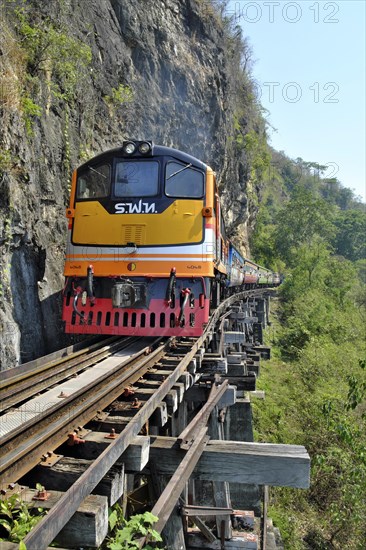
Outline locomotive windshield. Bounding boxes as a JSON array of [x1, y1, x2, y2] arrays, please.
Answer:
[[165, 162, 204, 198], [114, 160, 159, 197], [76, 164, 110, 199]]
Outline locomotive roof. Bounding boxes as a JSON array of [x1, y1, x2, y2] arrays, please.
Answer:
[[77, 143, 208, 172]]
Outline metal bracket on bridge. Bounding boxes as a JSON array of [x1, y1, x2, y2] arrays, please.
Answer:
[[180, 504, 233, 517], [40, 452, 63, 468]]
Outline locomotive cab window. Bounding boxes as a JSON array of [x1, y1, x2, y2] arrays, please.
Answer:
[[114, 160, 159, 197], [165, 162, 204, 198], [76, 164, 110, 199]]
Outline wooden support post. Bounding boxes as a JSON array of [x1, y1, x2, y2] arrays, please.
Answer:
[[151, 470, 187, 550], [195, 347, 206, 368], [223, 396, 259, 511], [171, 398, 188, 436], [209, 408, 232, 540], [224, 397, 253, 442], [261, 486, 269, 550]]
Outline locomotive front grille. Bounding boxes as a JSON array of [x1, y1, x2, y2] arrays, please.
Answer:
[[122, 224, 146, 245]]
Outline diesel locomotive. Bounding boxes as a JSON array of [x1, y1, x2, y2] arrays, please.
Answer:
[[62, 141, 277, 337]]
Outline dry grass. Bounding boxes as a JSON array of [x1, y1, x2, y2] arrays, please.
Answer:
[[0, 12, 26, 112]]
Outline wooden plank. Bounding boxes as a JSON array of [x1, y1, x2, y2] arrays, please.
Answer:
[[190, 515, 217, 543], [225, 375, 256, 391], [68, 433, 150, 472], [14, 487, 108, 548], [150, 402, 168, 427], [138, 378, 186, 404], [201, 357, 228, 375], [227, 363, 248, 376], [187, 358, 197, 373], [182, 505, 233, 517], [224, 332, 246, 345], [145, 369, 176, 381], [165, 389, 179, 413], [173, 382, 186, 402], [250, 391, 265, 399], [184, 385, 236, 407], [21, 457, 124, 505], [178, 371, 193, 389], [89, 414, 129, 432], [149, 438, 310, 488], [252, 346, 271, 359], [132, 387, 178, 412], [227, 354, 245, 364]]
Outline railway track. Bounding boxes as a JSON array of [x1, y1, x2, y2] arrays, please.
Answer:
[[0, 335, 169, 484], [0, 288, 303, 550], [1, 336, 137, 411]]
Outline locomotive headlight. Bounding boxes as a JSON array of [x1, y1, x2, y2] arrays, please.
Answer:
[[138, 141, 151, 154], [123, 141, 136, 155]]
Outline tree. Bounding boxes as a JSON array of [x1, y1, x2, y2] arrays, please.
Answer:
[[333, 209, 366, 262], [274, 187, 336, 265]]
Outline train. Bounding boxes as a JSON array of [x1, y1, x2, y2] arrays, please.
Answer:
[[62, 141, 279, 337]]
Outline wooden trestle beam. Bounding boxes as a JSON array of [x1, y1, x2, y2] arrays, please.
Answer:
[[149, 438, 310, 489]]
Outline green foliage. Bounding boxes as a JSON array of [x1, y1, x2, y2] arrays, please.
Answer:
[[244, 129, 271, 181], [250, 151, 364, 268], [254, 297, 365, 547], [20, 95, 42, 136], [0, 149, 12, 176], [274, 187, 336, 266], [107, 505, 164, 550], [333, 209, 366, 261], [250, 206, 277, 266], [104, 84, 134, 107], [13, 5, 92, 103], [251, 149, 365, 546], [0, 492, 46, 544]]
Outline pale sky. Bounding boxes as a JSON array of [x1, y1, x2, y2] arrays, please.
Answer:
[[227, 0, 366, 201]]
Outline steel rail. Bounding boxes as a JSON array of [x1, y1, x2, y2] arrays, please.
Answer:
[[0, 336, 138, 412], [178, 379, 229, 449], [21, 288, 271, 550], [0, 336, 117, 387], [0, 337, 167, 485], [151, 426, 210, 535]]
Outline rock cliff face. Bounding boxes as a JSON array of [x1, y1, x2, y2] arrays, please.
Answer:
[[0, 0, 266, 368]]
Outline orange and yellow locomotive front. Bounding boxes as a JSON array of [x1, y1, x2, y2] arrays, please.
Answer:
[[63, 142, 225, 336]]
